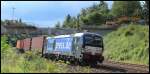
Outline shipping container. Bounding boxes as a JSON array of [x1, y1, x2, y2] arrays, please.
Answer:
[[16, 40, 24, 49], [16, 40, 21, 49], [31, 36, 45, 53], [23, 38, 31, 51]]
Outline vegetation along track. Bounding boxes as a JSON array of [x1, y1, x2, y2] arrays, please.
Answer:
[[66, 60, 149, 73]]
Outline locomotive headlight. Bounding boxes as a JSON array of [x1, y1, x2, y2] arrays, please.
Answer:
[[94, 47, 102, 54], [85, 46, 103, 55]]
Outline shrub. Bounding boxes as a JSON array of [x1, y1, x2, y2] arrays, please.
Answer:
[[104, 24, 149, 65]]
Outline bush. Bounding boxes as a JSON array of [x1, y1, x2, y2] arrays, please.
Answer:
[[103, 24, 149, 65]]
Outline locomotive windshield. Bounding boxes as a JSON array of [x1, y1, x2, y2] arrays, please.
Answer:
[[84, 34, 103, 47]]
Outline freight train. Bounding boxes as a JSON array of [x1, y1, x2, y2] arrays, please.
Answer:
[[16, 32, 104, 66]]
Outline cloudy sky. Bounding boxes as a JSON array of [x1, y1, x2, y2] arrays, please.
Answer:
[[1, 1, 113, 28]]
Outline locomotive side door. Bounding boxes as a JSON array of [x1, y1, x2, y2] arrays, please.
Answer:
[[73, 37, 83, 60], [44, 37, 55, 54]]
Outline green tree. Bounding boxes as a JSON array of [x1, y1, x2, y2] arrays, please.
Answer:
[[62, 14, 72, 28], [70, 16, 76, 28], [62, 14, 79, 28], [81, 8, 87, 17], [79, 1, 109, 26], [19, 18, 22, 23], [55, 21, 61, 28], [81, 11, 104, 25], [111, 1, 142, 17], [98, 1, 109, 16], [1, 20, 4, 25], [76, 14, 80, 29], [87, 3, 98, 13], [142, 1, 149, 24], [98, 1, 110, 22]]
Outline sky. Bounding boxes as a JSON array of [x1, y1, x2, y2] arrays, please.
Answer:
[[1, 1, 113, 28]]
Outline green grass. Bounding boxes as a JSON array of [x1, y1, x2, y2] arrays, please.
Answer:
[[103, 24, 149, 65]]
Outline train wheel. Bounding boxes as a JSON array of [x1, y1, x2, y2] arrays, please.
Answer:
[[78, 59, 88, 66], [90, 61, 97, 67], [69, 58, 74, 65], [99, 56, 104, 63], [73, 59, 79, 66]]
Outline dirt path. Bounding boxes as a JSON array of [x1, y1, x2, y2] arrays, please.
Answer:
[[66, 60, 149, 73]]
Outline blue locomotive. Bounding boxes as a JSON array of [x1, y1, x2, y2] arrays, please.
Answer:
[[43, 32, 104, 65]]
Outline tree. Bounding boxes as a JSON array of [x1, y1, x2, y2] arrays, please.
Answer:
[[145, 1, 149, 24], [62, 14, 75, 28], [1, 20, 4, 25], [55, 21, 61, 28], [81, 11, 105, 25], [62, 14, 71, 28], [76, 14, 80, 29], [88, 3, 98, 13], [111, 1, 142, 17], [98, 1, 110, 22], [19, 18, 22, 23], [2, 19, 36, 27], [98, 1, 109, 15], [142, 1, 149, 24], [79, 1, 109, 26], [80, 8, 87, 17], [66, 14, 71, 23]]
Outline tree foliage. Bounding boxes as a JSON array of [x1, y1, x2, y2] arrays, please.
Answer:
[[111, 1, 142, 17], [55, 21, 61, 28], [80, 11, 105, 25], [1, 19, 35, 27], [60, 1, 147, 28], [141, 1, 149, 24], [62, 1, 110, 28]]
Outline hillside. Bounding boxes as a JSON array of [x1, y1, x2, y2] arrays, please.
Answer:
[[103, 24, 149, 65]]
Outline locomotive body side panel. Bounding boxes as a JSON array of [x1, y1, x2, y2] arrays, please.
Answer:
[[45, 37, 55, 54], [54, 37, 73, 56]]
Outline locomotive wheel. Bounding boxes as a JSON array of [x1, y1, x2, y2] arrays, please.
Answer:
[[72, 59, 79, 66], [99, 56, 104, 63], [69, 57, 75, 65], [79, 59, 88, 66], [90, 61, 97, 67]]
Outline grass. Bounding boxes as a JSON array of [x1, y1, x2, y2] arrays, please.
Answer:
[[103, 24, 149, 65]]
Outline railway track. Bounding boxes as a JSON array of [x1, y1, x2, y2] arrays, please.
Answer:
[[103, 60, 149, 73], [66, 60, 149, 73]]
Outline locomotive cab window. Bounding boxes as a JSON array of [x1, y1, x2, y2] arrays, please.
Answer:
[[74, 37, 83, 50], [84, 34, 103, 47], [93, 35, 103, 47]]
